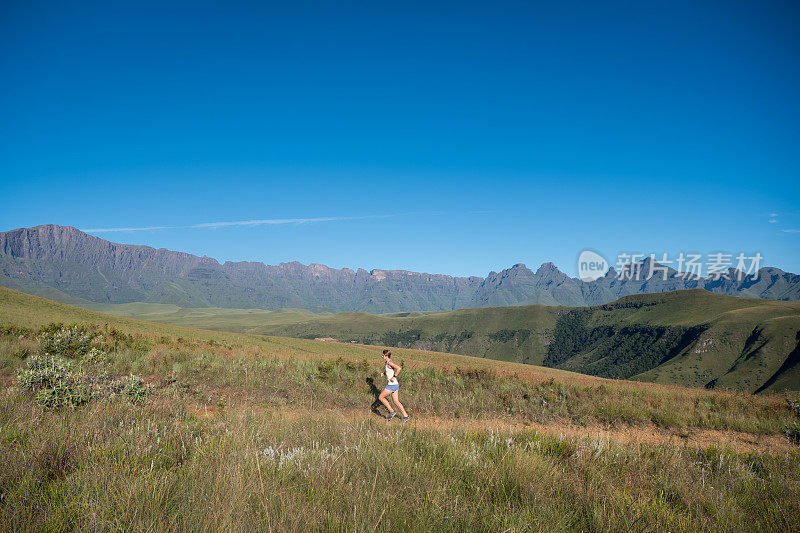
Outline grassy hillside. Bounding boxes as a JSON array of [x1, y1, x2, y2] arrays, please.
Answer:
[[48, 288, 800, 394], [564, 291, 800, 393], [258, 304, 562, 366], [24, 286, 334, 329], [90, 301, 332, 329], [236, 290, 800, 394], [38, 287, 563, 365], [1, 286, 800, 531]]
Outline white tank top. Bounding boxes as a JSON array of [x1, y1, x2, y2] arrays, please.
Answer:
[[385, 361, 397, 384]]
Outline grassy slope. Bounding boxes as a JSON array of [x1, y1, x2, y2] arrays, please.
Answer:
[[26, 286, 333, 329], [0, 286, 569, 379], [2, 286, 800, 531], [0, 285, 796, 432], [611, 292, 800, 393], [36, 286, 562, 365], [257, 304, 561, 365], [251, 290, 800, 393], [44, 287, 800, 393], [92, 302, 332, 329]]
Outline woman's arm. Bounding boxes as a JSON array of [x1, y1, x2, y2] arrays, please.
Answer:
[[388, 361, 401, 376]]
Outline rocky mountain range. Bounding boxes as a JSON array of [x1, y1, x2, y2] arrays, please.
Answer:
[[1, 224, 799, 313]]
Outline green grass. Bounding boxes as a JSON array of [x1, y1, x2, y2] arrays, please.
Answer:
[[1, 286, 800, 531], [90, 302, 333, 329]]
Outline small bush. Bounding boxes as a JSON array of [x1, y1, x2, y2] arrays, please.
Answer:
[[111, 375, 154, 404], [16, 355, 91, 409], [317, 360, 335, 380], [17, 354, 74, 390], [38, 324, 99, 359], [0, 324, 35, 338], [16, 351, 152, 408]]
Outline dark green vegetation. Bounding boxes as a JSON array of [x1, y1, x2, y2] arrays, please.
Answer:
[[1, 286, 799, 531], [544, 312, 707, 379], [2, 225, 799, 313]]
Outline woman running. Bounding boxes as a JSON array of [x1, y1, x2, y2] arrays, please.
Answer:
[[378, 349, 410, 422]]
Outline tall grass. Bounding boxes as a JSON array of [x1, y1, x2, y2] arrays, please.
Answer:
[[1, 323, 799, 531], [1, 324, 796, 433], [1, 393, 798, 532]]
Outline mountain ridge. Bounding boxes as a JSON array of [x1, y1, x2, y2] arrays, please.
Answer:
[[1, 224, 799, 313]]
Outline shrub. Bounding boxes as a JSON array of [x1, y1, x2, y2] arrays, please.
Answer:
[[38, 324, 99, 359], [111, 375, 154, 404], [103, 326, 152, 352], [488, 329, 517, 343], [381, 329, 424, 347], [317, 360, 335, 381], [0, 324, 35, 338], [16, 355, 91, 409], [10, 346, 32, 359], [17, 354, 73, 390], [16, 351, 152, 408]]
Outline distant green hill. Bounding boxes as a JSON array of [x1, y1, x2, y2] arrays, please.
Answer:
[[252, 290, 800, 394], [86, 301, 332, 329], [252, 305, 561, 366]]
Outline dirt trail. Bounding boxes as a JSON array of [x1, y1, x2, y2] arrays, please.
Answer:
[[194, 403, 795, 455], [419, 416, 794, 455]]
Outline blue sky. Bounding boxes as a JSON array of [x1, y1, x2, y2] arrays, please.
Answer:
[[1, 1, 798, 277]]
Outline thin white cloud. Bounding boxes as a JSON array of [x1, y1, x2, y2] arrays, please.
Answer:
[[769, 219, 778, 223], [770, 213, 779, 217], [191, 216, 381, 229], [81, 225, 172, 233], [82, 215, 391, 233], [782, 229, 800, 234]]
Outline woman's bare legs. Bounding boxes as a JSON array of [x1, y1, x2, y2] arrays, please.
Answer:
[[391, 391, 409, 418], [378, 389, 394, 414]]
